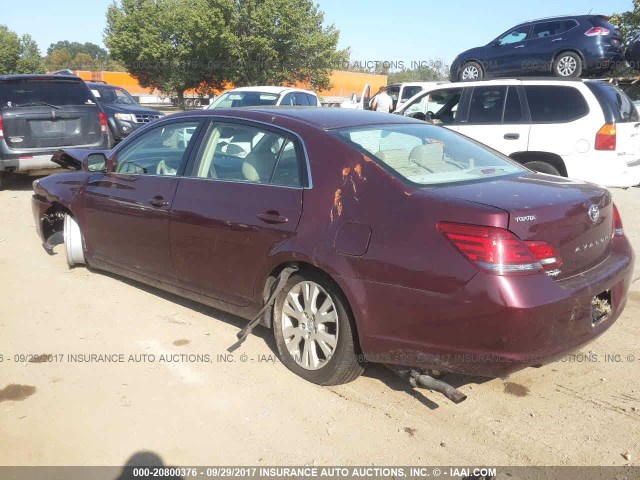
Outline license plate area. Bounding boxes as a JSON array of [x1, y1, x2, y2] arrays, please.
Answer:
[[592, 290, 612, 326]]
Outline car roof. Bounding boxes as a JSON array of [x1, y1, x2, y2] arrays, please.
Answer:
[[86, 82, 118, 87], [424, 78, 587, 89], [171, 106, 423, 130], [0, 74, 83, 82], [514, 14, 605, 28], [223, 86, 318, 96]]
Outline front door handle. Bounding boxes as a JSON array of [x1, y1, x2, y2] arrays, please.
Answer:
[[504, 133, 520, 140], [552, 38, 563, 42], [257, 211, 289, 224], [148, 196, 169, 208], [514, 45, 525, 49]]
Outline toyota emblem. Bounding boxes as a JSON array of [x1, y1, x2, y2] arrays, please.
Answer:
[[588, 205, 600, 223]]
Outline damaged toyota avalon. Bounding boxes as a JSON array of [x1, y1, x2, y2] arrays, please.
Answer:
[[31, 108, 634, 402]]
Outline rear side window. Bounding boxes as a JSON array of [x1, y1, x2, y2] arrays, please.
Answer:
[[305, 94, 319, 106], [532, 20, 577, 38], [524, 86, 589, 122], [587, 83, 639, 123], [0, 79, 95, 107]]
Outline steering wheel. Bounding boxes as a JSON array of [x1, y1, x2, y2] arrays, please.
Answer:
[[410, 112, 427, 121]]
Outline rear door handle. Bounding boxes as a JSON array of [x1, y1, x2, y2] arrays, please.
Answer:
[[504, 133, 520, 140], [257, 211, 289, 224], [148, 196, 169, 208], [552, 38, 563, 42], [514, 45, 525, 49]]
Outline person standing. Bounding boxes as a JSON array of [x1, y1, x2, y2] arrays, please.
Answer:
[[371, 86, 393, 113]]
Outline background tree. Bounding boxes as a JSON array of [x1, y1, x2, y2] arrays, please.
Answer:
[[45, 49, 74, 71], [228, 0, 348, 89], [0, 25, 21, 74], [105, 0, 235, 109], [611, 2, 640, 76], [388, 59, 450, 83], [47, 41, 108, 62], [16, 34, 45, 74]]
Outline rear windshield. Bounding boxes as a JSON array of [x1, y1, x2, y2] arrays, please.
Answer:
[[208, 91, 279, 108], [587, 82, 639, 123], [0, 79, 95, 108], [334, 124, 524, 186]]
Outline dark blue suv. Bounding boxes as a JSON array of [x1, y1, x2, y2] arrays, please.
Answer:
[[450, 15, 623, 81]]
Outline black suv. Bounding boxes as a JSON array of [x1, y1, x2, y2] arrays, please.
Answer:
[[450, 15, 623, 81], [85, 82, 163, 146], [0, 74, 109, 189]]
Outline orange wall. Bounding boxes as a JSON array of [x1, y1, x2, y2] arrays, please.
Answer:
[[74, 70, 387, 98]]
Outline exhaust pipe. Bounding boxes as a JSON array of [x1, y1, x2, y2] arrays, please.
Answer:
[[387, 366, 467, 404]]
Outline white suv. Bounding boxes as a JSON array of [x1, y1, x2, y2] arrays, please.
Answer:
[[395, 78, 640, 188]]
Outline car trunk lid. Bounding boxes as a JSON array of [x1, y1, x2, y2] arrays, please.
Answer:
[[0, 77, 102, 150], [1, 105, 102, 149], [434, 174, 614, 279]]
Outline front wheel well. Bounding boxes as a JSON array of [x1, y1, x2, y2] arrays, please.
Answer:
[[509, 151, 568, 177], [42, 203, 72, 241], [261, 261, 362, 354]]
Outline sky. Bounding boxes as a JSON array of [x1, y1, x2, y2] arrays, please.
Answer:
[[1, 0, 634, 65]]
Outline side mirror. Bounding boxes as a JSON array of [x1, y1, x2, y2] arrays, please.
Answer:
[[83, 153, 108, 173]]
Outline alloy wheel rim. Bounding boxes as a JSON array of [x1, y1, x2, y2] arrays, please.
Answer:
[[462, 65, 479, 80], [557, 56, 577, 76], [281, 281, 339, 371]]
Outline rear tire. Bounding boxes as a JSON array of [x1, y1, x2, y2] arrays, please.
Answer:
[[273, 272, 364, 386], [63, 214, 85, 268], [524, 161, 561, 176], [0, 172, 5, 191], [459, 61, 483, 81], [553, 52, 582, 78]]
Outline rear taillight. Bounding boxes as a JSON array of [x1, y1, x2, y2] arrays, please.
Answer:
[[0, 114, 3, 139], [595, 124, 616, 151], [585, 27, 610, 36], [613, 203, 624, 237], [523, 241, 562, 271], [99, 112, 108, 134], [437, 222, 546, 275]]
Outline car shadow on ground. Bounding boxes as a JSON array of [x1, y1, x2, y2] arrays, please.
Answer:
[[93, 268, 278, 352], [77, 263, 495, 409], [90, 266, 492, 409]]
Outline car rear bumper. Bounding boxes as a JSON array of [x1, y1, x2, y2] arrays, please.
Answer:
[[348, 237, 634, 377], [0, 154, 61, 174], [564, 153, 640, 188]]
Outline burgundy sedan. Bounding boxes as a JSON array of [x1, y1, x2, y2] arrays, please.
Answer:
[[32, 108, 634, 387]]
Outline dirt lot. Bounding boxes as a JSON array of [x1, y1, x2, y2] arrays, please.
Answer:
[[1, 175, 639, 467]]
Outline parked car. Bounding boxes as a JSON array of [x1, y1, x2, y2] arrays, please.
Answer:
[[450, 15, 624, 81], [396, 78, 640, 188], [206, 86, 321, 109], [625, 32, 640, 71], [0, 74, 109, 189], [33, 108, 633, 389], [86, 81, 164, 147]]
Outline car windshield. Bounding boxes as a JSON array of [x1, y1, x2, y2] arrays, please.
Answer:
[[91, 86, 137, 105], [334, 124, 524, 186], [0, 79, 94, 107], [208, 91, 280, 108]]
